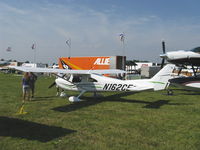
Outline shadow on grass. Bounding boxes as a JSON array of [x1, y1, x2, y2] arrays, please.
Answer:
[[32, 96, 58, 101], [182, 92, 200, 95], [144, 100, 170, 109], [53, 99, 103, 112], [0, 116, 76, 142], [53, 92, 189, 112], [52, 92, 135, 112]]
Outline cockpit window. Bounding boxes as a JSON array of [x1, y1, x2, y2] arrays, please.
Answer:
[[191, 47, 200, 53]]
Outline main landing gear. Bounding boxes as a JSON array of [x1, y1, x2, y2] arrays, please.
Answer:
[[167, 89, 174, 95]]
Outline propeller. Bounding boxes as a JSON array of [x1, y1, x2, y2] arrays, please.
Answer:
[[160, 41, 166, 68], [48, 73, 66, 89], [48, 73, 70, 89], [48, 82, 56, 89]]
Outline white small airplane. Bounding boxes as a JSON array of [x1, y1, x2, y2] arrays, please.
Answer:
[[160, 47, 200, 66], [159, 42, 200, 90], [9, 64, 175, 102]]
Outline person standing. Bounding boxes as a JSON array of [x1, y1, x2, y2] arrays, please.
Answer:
[[29, 72, 37, 99], [22, 72, 31, 101]]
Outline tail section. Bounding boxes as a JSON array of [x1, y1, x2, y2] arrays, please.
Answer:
[[151, 64, 175, 91]]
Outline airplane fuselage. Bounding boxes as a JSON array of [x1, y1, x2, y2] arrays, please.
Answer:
[[55, 74, 155, 93]]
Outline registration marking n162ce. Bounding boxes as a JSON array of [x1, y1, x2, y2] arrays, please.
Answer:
[[103, 83, 134, 91]]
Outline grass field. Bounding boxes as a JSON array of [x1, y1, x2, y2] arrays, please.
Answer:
[[0, 73, 200, 150]]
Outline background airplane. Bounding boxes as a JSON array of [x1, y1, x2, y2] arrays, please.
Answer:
[[10, 64, 175, 102], [159, 41, 200, 91], [160, 46, 200, 66]]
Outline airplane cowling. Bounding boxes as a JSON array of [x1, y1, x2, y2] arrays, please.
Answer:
[[69, 96, 81, 102]]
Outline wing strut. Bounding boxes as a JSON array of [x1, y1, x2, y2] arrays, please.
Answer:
[[191, 65, 197, 77], [77, 90, 86, 98]]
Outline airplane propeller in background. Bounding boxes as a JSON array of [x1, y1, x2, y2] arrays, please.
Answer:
[[160, 41, 166, 68]]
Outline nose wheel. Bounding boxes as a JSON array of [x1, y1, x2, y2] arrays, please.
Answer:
[[69, 90, 86, 102]]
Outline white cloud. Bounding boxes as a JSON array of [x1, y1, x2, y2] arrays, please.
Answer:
[[0, 2, 27, 15]]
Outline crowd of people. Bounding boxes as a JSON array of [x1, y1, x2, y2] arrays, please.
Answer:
[[22, 72, 37, 101]]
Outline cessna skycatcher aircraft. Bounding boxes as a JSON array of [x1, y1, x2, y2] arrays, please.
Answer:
[[9, 64, 175, 102]]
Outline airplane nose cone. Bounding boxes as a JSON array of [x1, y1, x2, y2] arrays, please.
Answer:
[[160, 54, 167, 59]]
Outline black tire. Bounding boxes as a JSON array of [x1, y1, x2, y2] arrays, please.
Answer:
[[167, 90, 173, 95]]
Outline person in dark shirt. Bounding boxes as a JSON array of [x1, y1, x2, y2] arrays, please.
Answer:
[[29, 72, 37, 99]]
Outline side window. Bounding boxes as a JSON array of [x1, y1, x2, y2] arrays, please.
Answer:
[[88, 77, 97, 82], [72, 76, 82, 83]]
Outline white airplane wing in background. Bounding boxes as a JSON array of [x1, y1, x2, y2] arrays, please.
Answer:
[[9, 66, 126, 75]]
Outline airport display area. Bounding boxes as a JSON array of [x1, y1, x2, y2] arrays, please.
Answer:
[[0, 50, 200, 150], [0, 73, 200, 150], [1, 46, 200, 149], [1, 0, 200, 149]]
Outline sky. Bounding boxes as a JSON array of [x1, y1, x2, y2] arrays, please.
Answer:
[[1, 0, 200, 64]]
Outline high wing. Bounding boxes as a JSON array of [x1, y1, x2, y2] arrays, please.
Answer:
[[160, 47, 200, 66], [9, 66, 126, 75]]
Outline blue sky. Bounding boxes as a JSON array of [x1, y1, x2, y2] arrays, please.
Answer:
[[1, 0, 200, 64]]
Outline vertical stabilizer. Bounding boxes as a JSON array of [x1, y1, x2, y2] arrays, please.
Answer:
[[151, 64, 175, 91]]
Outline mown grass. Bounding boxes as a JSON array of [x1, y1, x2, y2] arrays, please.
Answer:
[[0, 72, 200, 150]]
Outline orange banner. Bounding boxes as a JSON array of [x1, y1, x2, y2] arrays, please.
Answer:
[[59, 57, 111, 70]]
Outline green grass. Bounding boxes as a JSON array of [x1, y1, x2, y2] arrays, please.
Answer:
[[0, 72, 200, 150]]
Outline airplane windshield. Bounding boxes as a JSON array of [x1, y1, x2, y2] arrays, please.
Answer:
[[190, 47, 200, 53]]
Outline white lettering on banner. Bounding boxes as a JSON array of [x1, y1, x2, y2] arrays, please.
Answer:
[[94, 58, 110, 65]]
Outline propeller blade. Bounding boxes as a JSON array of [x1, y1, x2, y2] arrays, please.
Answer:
[[162, 41, 166, 54], [160, 40, 166, 68], [161, 58, 165, 69], [48, 82, 56, 89]]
